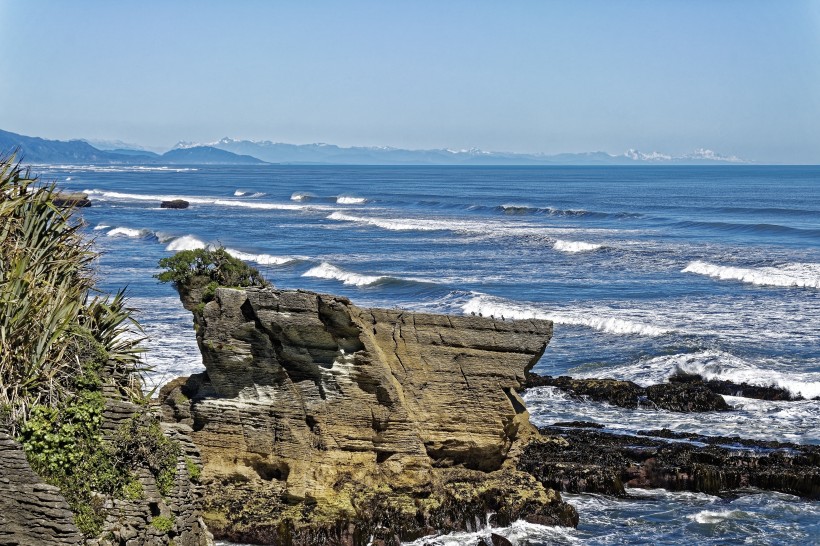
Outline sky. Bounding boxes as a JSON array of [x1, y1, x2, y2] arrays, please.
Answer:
[[1, 1, 819, 163]]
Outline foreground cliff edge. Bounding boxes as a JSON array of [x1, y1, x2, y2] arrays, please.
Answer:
[[159, 279, 578, 544]]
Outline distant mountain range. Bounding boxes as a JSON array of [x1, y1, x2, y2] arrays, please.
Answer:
[[1, 128, 749, 166], [0, 129, 265, 165]]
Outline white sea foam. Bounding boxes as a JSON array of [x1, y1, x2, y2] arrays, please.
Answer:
[[83, 189, 326, 211], [224, 248, 296, 266], [327, 211, 451, 231], [682, 260, 820, 289], [290, 192, 312, 201], [689, 509, 749, 524], [38, 165, 197, 173], [233, 190, 265, 198], [553, 239, 603, 253], [302, 262, 384, 287], [572, 349, 820, 399], [93, 224, 111, 231], [336, 196, 367, 205], [326, 211, 624, 239], [106, 227, 145, 238], [462, 294, 670, 337], [165, 236, 206, 251], [402, 519, 580, 546]]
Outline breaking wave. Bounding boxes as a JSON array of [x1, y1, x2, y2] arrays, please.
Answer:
[[302, 262, 385, 287], [106, 227, 147, 238], [233, 189, 266, 198], [336, 196, 367, 205], [224, 248, 298, 266], [553, 239, 603, 253], [165, 236, 206, 251], [462, 294, 670, 337], [682, 261, 820, 289]]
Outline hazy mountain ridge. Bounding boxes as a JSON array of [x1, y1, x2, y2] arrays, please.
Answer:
[[1, 128, 750, 165], [178, 137, 750, 165]]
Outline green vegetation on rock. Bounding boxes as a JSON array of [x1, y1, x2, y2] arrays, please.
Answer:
[[155, 247, 269, 291], [150, 514, 176, 533]]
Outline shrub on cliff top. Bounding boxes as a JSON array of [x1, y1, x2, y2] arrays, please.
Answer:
[[155, 247, 270, 289]]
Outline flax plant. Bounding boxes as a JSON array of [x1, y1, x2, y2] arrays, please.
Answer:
[[0, 155, 144, 431]]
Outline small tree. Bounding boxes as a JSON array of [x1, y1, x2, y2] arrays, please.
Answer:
[[155, 247, 269, 290]]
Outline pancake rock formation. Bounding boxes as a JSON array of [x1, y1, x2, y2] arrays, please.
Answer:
[[161, 284, 577, 544]]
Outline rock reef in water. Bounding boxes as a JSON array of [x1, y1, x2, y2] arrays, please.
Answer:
[[523, 373, 730, 412], [520, 425, 820, 500], [53, 192, 92, 208], [160, 199, 190, 209], [161, 284, 577, 544]]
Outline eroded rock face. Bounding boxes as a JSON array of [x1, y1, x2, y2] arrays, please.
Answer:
[[0, 433, 83, 546], [162, 285, 576, 543]]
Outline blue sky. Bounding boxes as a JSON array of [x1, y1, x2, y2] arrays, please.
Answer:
[[1, 1, 818, 162]]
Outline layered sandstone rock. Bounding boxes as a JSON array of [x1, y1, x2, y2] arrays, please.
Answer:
[[161, 285, 576, 543]]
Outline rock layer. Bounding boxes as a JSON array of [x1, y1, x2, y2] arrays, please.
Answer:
[[162, 285, 576, 543], [0, 433, 84, 545]]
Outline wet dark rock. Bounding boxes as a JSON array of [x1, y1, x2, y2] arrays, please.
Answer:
[[161, 199, 190, 209], [669, 371, 804, 401], [550, 421, 605, 429], [53, 192, 91, 207], [519, 427, 820, 499], [491, 533, 513, 546], [524, 372, 729, 412]]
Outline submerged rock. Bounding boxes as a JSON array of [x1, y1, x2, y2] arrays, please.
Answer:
[[161, 284, 577, 544]]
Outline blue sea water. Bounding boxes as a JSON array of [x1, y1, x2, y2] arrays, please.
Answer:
[[37, 164, 820, 545]]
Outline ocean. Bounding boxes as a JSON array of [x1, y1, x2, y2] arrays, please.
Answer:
[[37, 164, 820, 544]]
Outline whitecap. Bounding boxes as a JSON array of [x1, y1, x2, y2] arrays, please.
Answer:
[[224, 248, 296, 266], [461, 293, 670, 337], [302, 262, 384, 287], [336, 196, 367, 205], [682, 260, 820, 289], [233, 189, 265, 198], [290, 192, 313, 201], [93, 224, 111, 231], [553, 239, 603, 253], [106, 227, 145, 238], [165, 236, 206, 251]]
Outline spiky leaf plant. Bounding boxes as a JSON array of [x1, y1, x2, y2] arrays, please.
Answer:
[[0, 154, 145, 431]]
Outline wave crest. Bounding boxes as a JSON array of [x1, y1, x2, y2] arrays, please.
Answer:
[[337, 196, 367, 205], [165, 236, 206, 251], [224, 248, 297, 266], [462, 294, 669, 337], [553, 239, 603, 253], [302, 262, 384, 286], [683, 261, 820, 289]]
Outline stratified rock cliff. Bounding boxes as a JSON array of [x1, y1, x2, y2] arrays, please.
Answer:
[[161, 285, 577, 544]]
